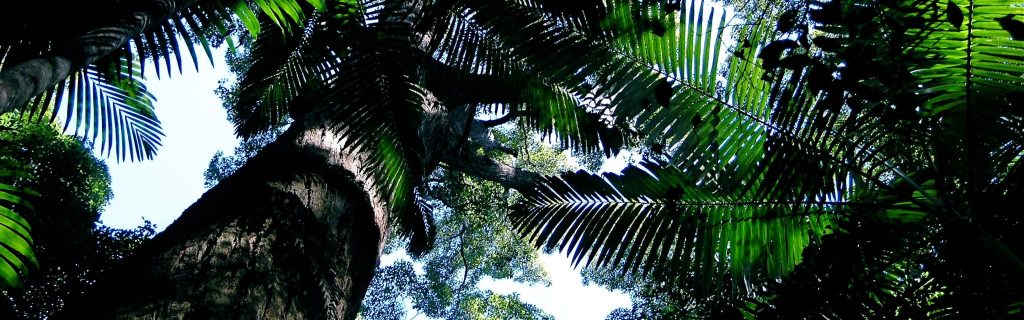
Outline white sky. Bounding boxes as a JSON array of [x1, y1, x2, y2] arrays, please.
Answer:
[[96, 48, 631, 319]]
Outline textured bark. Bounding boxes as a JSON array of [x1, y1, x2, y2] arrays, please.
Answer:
[[0, 0, 199, 113], [50, 98, 541, 319], [58, 121, 391, 319]]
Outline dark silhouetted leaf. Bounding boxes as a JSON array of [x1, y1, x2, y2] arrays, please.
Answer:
[[664, 3, 679, 14], [664, 186, 684, 199], [647, 19, 667, 36], [779, 54, 811, 70], [759, 40, 799, 69], [947, 0, 964, 29], [777, 9, 799, 32], [812, 36, 842, 51], [652, 143, 665, 155], [996, 14, 1024, 40], [806, 64, 833, 93], [655, 79, 672, 107]]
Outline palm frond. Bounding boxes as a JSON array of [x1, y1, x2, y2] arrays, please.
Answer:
[[229, 7, 321, 137], [754, 213, 1024, 319], [0, 160, 37, 289], [227, 0, 431, 246], [739, 0, 1024, 314], [418, 3, 626, 156], [902, 0, 1024, 199], [0, 0, 331, 162], [463, 0, 845, 199], [516, 82, 626, 157], [511, 161, 834, 294], [22, 56, 163, 162], [133, 0, 325, 78]]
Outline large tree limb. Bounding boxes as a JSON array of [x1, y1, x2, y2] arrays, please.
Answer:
[[480, 110, 523, 127], [0, 0, 198, 113], [441, 149, 542, 191], [422, 58, 522, 106]]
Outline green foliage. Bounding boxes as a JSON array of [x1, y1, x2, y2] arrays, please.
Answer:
[[22, 0, 1015, 317], [514, 161, 832, 290], [359, 131, 567, 319], [506, 0, 820, 302], [23, 57, 162, 162], [360, 173, 557, 317], [361, 196, 553, 319], [0, 117, 113, 241], [1, 222, 155, 319], [0, 160, 36, 289], [743, 0, 1024, 315], [509, 0, 1024, 317], [0, 0, 324, 161], [203, 129, 281, 188], [0, 116, 155, 318], [0, 115, 116, 289]]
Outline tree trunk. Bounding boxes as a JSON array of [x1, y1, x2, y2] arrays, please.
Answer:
[[58, 121, 393, 319]]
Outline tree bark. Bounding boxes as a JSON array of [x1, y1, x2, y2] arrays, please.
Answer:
[[58, 120, 392, 319], [50, 98, 544, 319], [0, 0, 199, 113]]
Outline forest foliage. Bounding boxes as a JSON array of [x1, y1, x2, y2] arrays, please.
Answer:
[[1, 0, 1023, 318]]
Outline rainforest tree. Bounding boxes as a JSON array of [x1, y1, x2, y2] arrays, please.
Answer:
[[0, 0, 1022, 318], [204, 127, 563, 319]]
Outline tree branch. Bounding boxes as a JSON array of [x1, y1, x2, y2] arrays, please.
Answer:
[[441, 149, 542, 191], [422, 58, 521, 106], [0, 0, 199, 114], [457, 223, 470, 292], [468, 120, 517, 156], [480, 110, 523, 127]]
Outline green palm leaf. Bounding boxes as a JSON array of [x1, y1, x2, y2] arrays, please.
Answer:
[[486, 0, 832, 286], [0, 160, 37, 289], [418, 2, 626, 156], [229, 7, 319, 136], [511, 161, 834, 293], [1, 0, 328, 161], [227, 0, 434, 252], [744, 0, 1024, 314], [22, 56, 163, 162]]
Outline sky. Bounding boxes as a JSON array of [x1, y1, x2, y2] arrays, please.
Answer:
[[95, 48, 632, 318]]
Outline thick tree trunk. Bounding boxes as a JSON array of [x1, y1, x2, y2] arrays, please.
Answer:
[[58, 121, 392, 319]]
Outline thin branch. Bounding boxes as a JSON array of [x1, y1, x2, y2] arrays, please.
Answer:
[[457, 223, 470, 293]]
